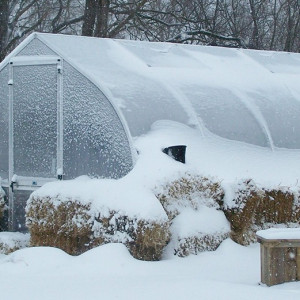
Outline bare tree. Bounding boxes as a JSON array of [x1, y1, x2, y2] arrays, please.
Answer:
[[2, 0, 300, 62], [81, 0, 150, 38], [0, 0, 9, 60], [0, 0, 84, 61]]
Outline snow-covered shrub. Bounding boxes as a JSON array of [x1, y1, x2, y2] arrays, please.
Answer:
[[0, 187, 6, 230], [91, 211, 170, 261], [126, 220, 170, 260], [223, 179, 261, 245], [155, 173, 224, 219], [26, 196, 93, 255], [155, 173, 229, 257], [0, 232, 30, 254], [223, 180, 300, 245], [26, 192, 170, 260], [166, 207, 230, 257]]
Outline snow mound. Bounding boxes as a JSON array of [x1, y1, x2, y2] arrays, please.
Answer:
[[0, 232, 30, 254]]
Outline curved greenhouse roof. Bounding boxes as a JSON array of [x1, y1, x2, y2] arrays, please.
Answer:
[[3, 32, 300, 150], [4, 32, 300, 232]]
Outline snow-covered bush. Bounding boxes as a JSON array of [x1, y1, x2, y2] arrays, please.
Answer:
[[26, 181, 170, 260], [0, 232, 30, 254], [0, 187, 6, 229], [166, 207, 230, 257], [155, 173, 229, 257], [26, 196, 93, 255], [155, 173, 224, 219], [91, 210, 170, 260], [224, 180, 300, 245]]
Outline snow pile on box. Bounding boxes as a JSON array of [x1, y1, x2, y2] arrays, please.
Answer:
[[26, 177, 170, 260], [0, 232, 30, 254], [155, 173, 230, 257]]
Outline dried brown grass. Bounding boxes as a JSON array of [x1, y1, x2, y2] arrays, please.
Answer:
[[224, 180, 300, 245], [26, 195, 170, 260], [173, 232, 230, 257], [26, 196, 96, 255], [0, 189, 5, 222], [155, 174, 229, 256], [0, 233, 30, 254], [0, 190, 7, 231], [156, 174, 224, 219], [127, 221, 170, 261]]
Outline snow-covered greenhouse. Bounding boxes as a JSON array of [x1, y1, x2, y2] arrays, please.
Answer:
[[1, 32, 300, 231]]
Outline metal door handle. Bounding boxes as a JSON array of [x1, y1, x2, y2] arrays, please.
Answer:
[[10, 181, 16, 192], [10, 174, 18, 192]]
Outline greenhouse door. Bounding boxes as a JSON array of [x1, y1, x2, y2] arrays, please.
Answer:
[[8, 57, 63, 231]]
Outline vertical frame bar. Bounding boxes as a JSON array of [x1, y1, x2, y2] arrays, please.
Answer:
[[8, 61, 14, 231], [57, 59, 63, 179]]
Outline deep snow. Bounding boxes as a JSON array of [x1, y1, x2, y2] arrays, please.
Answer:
[[1, 239, 300, 300], [3, 120, 300, 299]]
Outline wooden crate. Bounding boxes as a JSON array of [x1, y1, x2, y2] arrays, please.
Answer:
[[257, 232, 300, 286]]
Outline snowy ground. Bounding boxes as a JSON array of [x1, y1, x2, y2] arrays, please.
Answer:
[[1, 239, 300, 300], [2, 123, 300, 299]]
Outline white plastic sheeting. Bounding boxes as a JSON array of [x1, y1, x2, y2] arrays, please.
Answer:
[[13, 64, 58, 178], [63, 62, 133, 179], [31, 33, 300, 149], [0, 65, 9, 179]]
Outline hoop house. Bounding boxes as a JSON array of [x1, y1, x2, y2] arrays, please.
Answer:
[[1, 33, 300, 230]]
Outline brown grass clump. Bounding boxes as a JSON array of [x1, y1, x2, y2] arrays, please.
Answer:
[[224, 180, 300, 245], [26, 195, 170, 260], [223, 180, 262, 245], [0, 188, 6, 223], [0, 188, 7, 231], [92, 212, 170, 261], [156, 173, 224, 219], [155, 174, 229, 257], [173, 232, 229, 257], [127, 220, 170, 261], [26, 196, 96, 255], [256, 189, 292, 225], [0, 232, 30, 254]]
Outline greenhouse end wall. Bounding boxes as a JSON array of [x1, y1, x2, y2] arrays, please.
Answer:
[[0, 65, 9, 181], [63, 61, 133, 179], [0, 36, 135, 231]]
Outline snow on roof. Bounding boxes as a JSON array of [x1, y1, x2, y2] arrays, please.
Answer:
[[4, 32, 300, 149]]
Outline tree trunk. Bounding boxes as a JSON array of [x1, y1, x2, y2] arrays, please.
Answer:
[[94, 0, 110, 37], [0, 0, 9, 60], [82, 0, 97, 36], [249, 0, 260, 49]]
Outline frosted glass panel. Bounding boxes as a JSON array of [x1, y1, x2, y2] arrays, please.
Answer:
[[63, 62, 133, 179], [13, 65, 57, 177], [17, 38, 56, 56], [250, 92, 300, 149], [0, 65, 9, 179], [184, 86, 269, 147]]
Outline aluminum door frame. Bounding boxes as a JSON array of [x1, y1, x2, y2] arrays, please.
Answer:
[[8, 56, 63, 230]]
